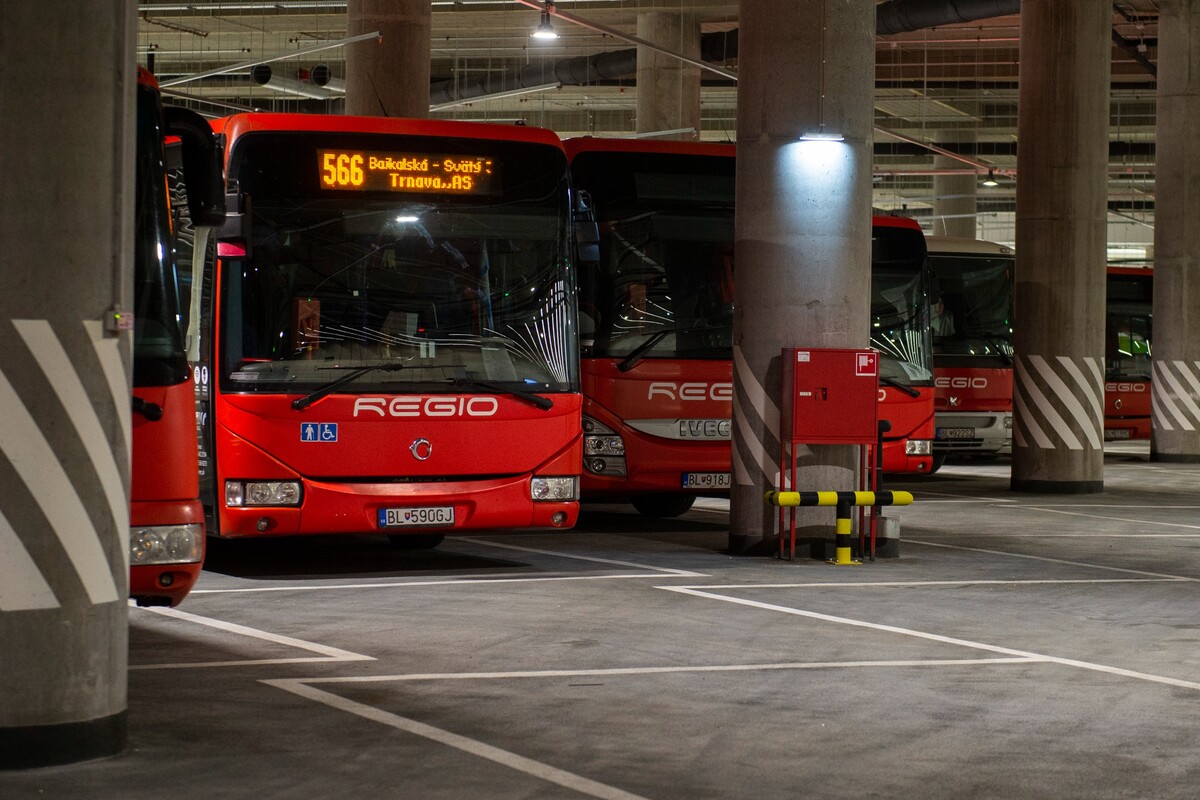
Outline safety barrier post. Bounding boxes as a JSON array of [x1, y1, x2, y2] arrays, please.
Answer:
[[765, 490, 914, 563]]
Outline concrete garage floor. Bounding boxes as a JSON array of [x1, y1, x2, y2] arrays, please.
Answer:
[[6, 443, 1200, 799]]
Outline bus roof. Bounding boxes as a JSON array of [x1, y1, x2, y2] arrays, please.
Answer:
[[924, 235, 1014, 256], [873, 214, 923, 232], [212, 113, 565, 149], [564, 136, 734, 160]]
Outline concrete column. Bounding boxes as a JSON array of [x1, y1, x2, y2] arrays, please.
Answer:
[[932, 132, 978, 238], [1011, 0, 1110, 492], [636, 12, 702, 139], [345, 0, 430, 117], [1150, 0, 1200, 463], [731, 0, 876, 553], [0, 1, 134, 768]]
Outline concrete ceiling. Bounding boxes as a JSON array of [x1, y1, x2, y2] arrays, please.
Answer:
[[137, 1, 1162, 253]]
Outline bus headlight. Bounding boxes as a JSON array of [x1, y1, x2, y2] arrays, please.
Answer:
[[583, 416, 627, 476], [906, 439, 933, 456], [225, 480, 303, 507], [531, 476, 579, 501], [130, 524, 203, 565]]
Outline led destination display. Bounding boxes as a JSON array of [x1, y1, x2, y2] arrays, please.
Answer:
[[317, 149, 498, 194]]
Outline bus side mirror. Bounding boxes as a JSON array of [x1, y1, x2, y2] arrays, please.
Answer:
[[572, 188, 600, 265], [163, 106, 226, 227], [216, 191, 253, 259]]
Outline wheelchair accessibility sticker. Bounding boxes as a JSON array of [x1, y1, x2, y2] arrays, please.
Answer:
[[301, 422, 338, 442]]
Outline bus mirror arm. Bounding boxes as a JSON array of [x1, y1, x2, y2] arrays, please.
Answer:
[[163, 106, 226, 227]]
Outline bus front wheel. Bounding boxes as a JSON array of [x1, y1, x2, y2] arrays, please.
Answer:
[[631, 494, 696, 519]]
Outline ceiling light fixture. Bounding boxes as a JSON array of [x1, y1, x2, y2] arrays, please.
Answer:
[[531, 3, 558, 40], [982, 169, 999, 187]]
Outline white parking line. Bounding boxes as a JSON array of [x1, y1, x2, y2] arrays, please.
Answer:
[[190, 573, 688, 596], [130, 604, 374, 670], [264, 678, 651, 800], [262, 656, 1036, 799], [458, 537, 706, 576], [904, 539, 1200, 581], [1005, 504, 1200, 531], [663, 578, 1185, 590], [662, 586, 1200, 693]]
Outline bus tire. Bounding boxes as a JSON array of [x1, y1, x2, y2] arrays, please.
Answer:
[[928, 454, 947, 474], [387, 534, 445, 550], [631, 494, 696, 519]]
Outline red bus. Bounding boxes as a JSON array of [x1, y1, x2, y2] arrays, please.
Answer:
[[1105, 264, 1153, 441], [565, 138, 934, 517], [925, 236, 1015, 471], [131, 68, 225, 605], [186, 114, 583, 547]]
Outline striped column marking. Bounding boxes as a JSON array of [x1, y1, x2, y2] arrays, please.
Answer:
[[1152, 360, 1200, 432], [732, 344, 783, 486], [86, 319, 132, 456], [1013, 354, 1103, 450], [0, 508, 60, 611], [0, 368, 120, 605], [16, 320, 129, 560]]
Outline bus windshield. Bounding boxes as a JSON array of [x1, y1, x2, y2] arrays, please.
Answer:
[[134, 81, 188, 387], [218, 132, 577, 394], [872, 225, 934, 386], [928, 253, 1014, 358], [1106, 271, 1152, 381], [574, 152, 735, 360]]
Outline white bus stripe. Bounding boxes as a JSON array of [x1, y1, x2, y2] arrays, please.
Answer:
[[17, 321, 129, 554], [0, 509, 60, 611], [85, 320, 131, 457], [0, 370, 119, 604]]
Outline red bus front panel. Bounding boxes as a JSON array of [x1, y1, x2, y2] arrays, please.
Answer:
[[582, 359, 732, 497], [879, 386, 935, 474]]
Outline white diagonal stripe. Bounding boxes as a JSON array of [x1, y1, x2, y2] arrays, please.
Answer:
[[1151, 376, 1176, 432], [731, 432, 752, 485], [16, 320, 129, 551], [732, 387, 779, 484], [1055, 355, 1102, 449], [0, 369, 119, 604], [86, 320, 131, 456], [1012, 381, 1053, 448], [1014, 356, 1070, 449], [1153, 361, 1194, 430], [1024, 356, 1084, 449], [0, 508, 60, 611], [1162, 360, 1200, 429], [733, 345, 779, 439]]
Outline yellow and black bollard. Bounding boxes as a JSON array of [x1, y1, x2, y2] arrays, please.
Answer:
[[765, 490, 914, 563]]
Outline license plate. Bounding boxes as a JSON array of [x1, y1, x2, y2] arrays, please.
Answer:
[[938, 428, 975, 440], [682, 472, 731, 489], [378, 506, 455, 528], [1106, 428, 1132, 440]]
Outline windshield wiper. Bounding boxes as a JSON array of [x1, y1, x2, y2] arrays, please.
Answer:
[[880, 376, 922, 398], [617, 329, 673, 372], [444, 378, 554, 411], [291, 362, 406, 410]]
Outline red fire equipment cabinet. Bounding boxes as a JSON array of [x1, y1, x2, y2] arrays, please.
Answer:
[[778, 348, 886, 561]]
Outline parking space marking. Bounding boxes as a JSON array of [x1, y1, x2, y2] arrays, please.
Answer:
[[905, 540, 1200, 580], [458, 537, 706, 576], [662, 586, 1200, 693], [190, 573, 688, 596], [662, 578, 1183, 590], [262, 656, 1035, 799], [130, 604, 374, 670], [1004, 504, 1200, 532], [263, 678, 651, 800]]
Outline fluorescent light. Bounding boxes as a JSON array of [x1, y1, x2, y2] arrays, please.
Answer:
[[799, 130, 845, 142]]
